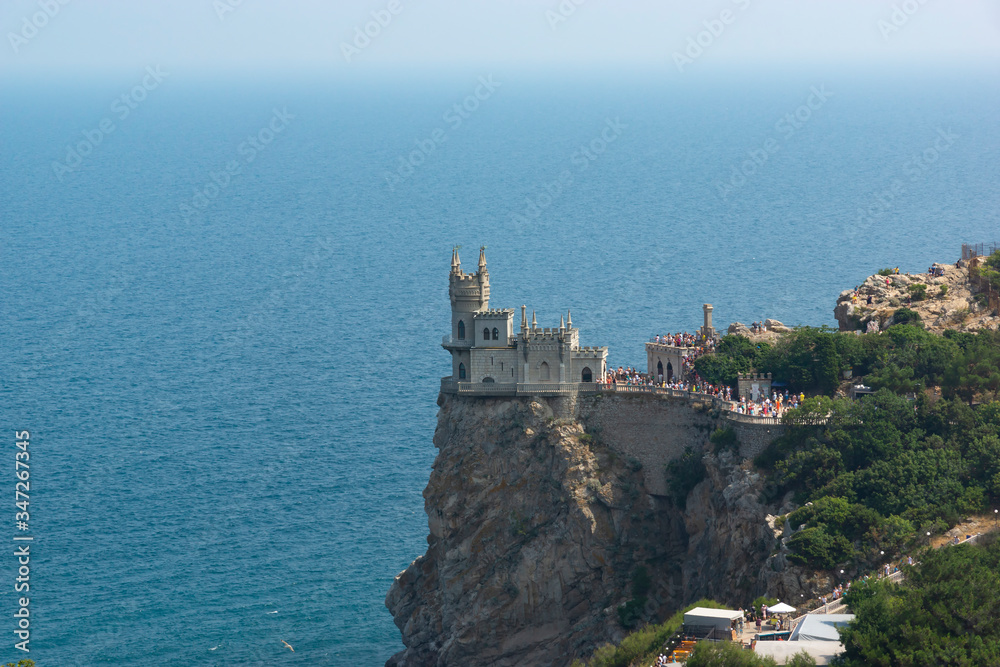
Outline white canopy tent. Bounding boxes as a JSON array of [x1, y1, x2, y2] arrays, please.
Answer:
[[768, 602, 796, 614], [683, 607, 743, 633]]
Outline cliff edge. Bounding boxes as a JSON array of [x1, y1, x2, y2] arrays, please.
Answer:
[[385, 394, 824, 666]]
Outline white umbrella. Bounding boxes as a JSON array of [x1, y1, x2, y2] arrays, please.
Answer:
[[768, 602, 796, 614]]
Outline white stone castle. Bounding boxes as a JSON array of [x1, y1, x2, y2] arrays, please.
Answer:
[[442, 247, 608, 389]]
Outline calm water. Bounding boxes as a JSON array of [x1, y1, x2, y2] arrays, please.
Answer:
[[0, 67, 998, 665]]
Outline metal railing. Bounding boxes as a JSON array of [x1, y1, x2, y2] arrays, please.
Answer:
[[724, 412, 783, 425], [962, 242, 999, 260]]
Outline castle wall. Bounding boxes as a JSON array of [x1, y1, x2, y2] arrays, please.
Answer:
[[522, 337, 565, 383], [470, 348, 518, 383]]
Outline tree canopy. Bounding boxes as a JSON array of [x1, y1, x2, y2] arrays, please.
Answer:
[[838, 535, 1000, 666]]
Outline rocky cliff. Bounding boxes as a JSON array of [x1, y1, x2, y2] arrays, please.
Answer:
[[834, 261, 999, 333], [385, 394, 825, 666]]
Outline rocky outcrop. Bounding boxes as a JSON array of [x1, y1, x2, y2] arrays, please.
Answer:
[[386, 394, 823, 666], [728, 322, 752, 336], [834, 261, 1000, 333]]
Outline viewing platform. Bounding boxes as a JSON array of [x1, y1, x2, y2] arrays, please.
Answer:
[[440, 377, 782, 425]]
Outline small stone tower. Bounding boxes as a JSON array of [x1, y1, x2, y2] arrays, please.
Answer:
[[699, 303, 717, 342]]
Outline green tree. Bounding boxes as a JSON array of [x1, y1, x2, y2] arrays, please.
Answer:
[[839, 535, 1000, 666]]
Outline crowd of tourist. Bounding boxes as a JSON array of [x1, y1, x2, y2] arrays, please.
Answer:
[[606, 366, 656, 386], [731, 390, 806, 418], [652, 332, 706, 348], [605, 363, 813, 422]]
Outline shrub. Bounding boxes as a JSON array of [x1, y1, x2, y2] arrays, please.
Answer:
[[939, 284, 949, 297], [978, 250, 1000, 291], [908, 283, 928, 301], [666, 447, 706, 508], [687, 641, 817, 666], [617, 598, 645, 629], [787, 526, 856, 569], [710, 427, 739, 453], [892, 307, 922, 326], [877, 268, 895, 276]]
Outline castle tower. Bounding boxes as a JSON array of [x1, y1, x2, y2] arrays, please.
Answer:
[[444, 246, 492, 380]]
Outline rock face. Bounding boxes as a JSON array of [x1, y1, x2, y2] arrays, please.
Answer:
[[834, 261, 1000, 333], [385, 394, 823, 666]]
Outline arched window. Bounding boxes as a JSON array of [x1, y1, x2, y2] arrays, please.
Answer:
[[582, 367, 593, 383], [492, 327, 499, 341], [666, 361, 673, 381], [483, 328, 491, 341], [482, 377, 495, 383], [457, 320, 465, 340], [540, 361, 550, 381], [657, 361, 663, 379], [458, 363, 466, 379]]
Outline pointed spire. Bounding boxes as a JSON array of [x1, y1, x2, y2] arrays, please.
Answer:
[[521, 305, 527, 330], [567, 310, 572, 328], [531, 310, 537, 330], [560, 314, 565, 331], [478, 245, 487, 270], [451, 245, 462, 274]]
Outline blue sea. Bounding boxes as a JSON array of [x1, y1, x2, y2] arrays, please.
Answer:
[[1, 66, 998, 665]]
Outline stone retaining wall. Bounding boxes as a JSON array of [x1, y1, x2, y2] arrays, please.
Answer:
[[575, 393, 720, 496]]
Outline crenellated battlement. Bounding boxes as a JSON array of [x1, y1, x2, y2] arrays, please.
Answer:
[[479, 309, 514, 317], [737, 372, 772, 380], [450, 273, 483, 284]]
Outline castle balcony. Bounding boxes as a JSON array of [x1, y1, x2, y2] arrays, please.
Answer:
[[441, 335, 472, 350]]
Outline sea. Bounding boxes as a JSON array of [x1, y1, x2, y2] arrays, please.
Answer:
[[0, 65, 998, 665]]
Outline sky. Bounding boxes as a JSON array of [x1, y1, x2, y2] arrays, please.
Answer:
[[1, 0, 999, 78]]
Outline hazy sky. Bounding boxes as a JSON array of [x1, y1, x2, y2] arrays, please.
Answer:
[[2, 0, 999, 76]]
